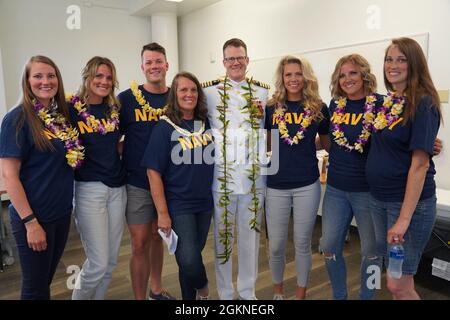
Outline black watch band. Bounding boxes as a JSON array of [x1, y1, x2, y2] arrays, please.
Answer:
[[21, 213, 36, 224]]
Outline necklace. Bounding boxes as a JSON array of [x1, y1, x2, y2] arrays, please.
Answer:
[[275, 101, 314, 145], [33, 99, 84, 168], [373, 91, 405, 131], [331, 94, 376, 153], [160, 115, 205, 137], [68, 94, 119, 135], [130, 80, 167, 115]]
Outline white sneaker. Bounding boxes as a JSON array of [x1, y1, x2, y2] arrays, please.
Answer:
[[273, 294, 285, 300]]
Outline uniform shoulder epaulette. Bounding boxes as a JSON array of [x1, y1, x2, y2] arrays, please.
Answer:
[[201, 79, 220, 88], [249, 79, 270, 90]]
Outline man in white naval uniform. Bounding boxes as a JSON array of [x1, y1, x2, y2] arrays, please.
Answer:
[[202, 38, 270, 300]]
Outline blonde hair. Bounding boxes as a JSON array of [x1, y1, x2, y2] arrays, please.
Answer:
[[330, 54, 377, 98], [78, 56, 120, 109], [269, 55, 323, 121]]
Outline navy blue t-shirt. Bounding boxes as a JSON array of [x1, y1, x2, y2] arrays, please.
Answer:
[[366, 96, 440, 202], [264, 101, 330, 189], [327, 94, 384, 192], [69, 103, 125, 187], [118, 86, 169, 189], [141, 118, 214, 216], [0, 106, 74, 222]]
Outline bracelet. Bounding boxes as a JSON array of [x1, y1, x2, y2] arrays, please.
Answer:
[[21, 213, 36, 224]]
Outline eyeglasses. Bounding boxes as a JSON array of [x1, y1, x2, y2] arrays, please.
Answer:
[[223, 56, 247, 63], [384, 57, 408, 65]]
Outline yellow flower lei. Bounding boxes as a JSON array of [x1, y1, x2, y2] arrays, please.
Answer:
[[373, 92, 405, 131], [275, 102, 314, 145], [34, 100, 85, 168], [66, 94, 119, 134], [332, 95, 376, 153], [130, 80, 167, 115]]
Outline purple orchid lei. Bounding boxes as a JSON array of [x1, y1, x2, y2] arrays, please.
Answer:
[[275, 102, 315, 146], [373, 91, 405, 131], [33, 99, 84, 168], [332, 94, 376, 153], [69, 94, 119, 135]]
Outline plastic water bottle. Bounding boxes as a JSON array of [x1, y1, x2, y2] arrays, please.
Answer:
[[388, 243, 404, 279]]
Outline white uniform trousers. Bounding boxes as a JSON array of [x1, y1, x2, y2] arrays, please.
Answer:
[[213, 190, 264, 300]]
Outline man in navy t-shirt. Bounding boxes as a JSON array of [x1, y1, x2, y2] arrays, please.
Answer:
[[118, 42, 174, 300]]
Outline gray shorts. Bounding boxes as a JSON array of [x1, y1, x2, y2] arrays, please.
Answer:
[[125, 184, 157, 225]]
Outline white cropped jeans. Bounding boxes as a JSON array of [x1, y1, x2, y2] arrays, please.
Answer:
[[72, 181, 126, 300]]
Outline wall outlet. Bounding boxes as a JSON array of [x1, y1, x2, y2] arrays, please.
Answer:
[[438, 90, 449, 103]]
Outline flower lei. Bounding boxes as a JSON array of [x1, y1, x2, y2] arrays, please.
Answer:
[[130, 80, 167, 115], [67, 94, 119, 135], [241, 77, 262, 233], [216, 76, 263, 264], [275, 102, 314, 146], [331, 94, 376, 153], [216, 76, 234, 264], [33, 99, 84, 169], [159, 115, 205, 137], [373, 91, 405, 131]]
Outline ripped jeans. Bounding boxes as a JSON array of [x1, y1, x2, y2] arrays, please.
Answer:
[[320, 185, 382, 300]]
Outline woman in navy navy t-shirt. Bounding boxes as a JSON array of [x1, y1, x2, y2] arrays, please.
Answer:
[[0, 56, 82, 299], [367, 38, 441, 300], [264, 56, 330, 300], [142, 72, 214, 300], [320, 54, 383, 300], [68, 57, 126, 300]]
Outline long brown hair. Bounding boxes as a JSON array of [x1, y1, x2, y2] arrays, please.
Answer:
[[269, 55, 323, 121], [17, 55, 68, 151], [78, 56, 120, 110], [165, 72, 208, 125], [384, 37, 441, 124], [330, 54, 377, 98]]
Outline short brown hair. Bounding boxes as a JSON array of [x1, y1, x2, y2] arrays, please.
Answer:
[[222, 38, 247, 57], [141, 42, 167, 60]]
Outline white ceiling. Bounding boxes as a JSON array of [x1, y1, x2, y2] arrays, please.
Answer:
[[129, 0, 222, 17], [80, 0, 221, 17]]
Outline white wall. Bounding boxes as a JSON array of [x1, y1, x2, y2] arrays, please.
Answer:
[[0, 0, 151, 110], [179, 0, 450, 189]]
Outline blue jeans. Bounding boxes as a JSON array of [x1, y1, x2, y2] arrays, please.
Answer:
[[370, 195, 436, 275], [320, 185, 381, 300], [171, 210, 212, 300], [10, 214, 71, 300]]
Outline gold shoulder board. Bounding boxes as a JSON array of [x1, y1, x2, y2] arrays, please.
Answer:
[[251, 79, 270, 90], [201, 79, 220, 88]]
